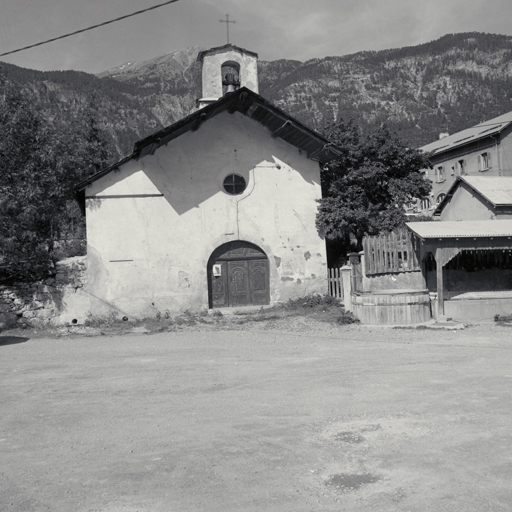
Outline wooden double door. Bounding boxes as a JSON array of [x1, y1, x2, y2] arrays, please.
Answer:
[[208, 241, 270, 308]]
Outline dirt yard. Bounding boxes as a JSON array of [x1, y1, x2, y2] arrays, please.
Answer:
[[1, 321, 512, 511]]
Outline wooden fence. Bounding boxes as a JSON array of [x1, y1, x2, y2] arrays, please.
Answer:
[[327, 267, 343, 298], [363, 227, 420, 276]]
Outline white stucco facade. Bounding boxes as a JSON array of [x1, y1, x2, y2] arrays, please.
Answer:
[[83, 111, 327, 318]]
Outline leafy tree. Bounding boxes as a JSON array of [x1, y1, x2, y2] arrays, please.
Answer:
[[316, 120, 432, 261], [0, 71, 112, 283]]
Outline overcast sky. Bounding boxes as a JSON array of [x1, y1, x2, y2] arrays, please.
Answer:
[[1, 0, 511, 75]]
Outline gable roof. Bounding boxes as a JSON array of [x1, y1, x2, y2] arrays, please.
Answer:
[[433, 176, 512, 215], [197, 44, 258, 61], [407, 219, 512, 239], [420, 110, 512, 156], [76, 87, 342, 192]]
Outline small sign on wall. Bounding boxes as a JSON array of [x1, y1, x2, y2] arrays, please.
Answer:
[[213, 264, 222, 277]]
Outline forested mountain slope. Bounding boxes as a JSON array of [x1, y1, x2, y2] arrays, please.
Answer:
[[2, 32, 512, 158]]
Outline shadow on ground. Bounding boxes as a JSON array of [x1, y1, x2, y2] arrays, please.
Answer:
[[0, 336, 30, 346]]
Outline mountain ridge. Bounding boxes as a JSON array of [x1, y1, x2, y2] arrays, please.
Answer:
[[2, 32, 512, 158]]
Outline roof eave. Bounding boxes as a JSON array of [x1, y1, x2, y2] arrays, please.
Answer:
[[432, 176, 463, 216], [197, 44, 259, 62], [76, 154, 134, 192]]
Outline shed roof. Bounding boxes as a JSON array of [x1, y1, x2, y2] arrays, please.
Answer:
[[420, 110, 512, 156], [433, 176, 512, 215], [76, 87, 342, 192], [406, 219, 512, 239]]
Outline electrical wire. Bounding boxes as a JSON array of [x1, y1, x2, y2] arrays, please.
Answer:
[[0, 0, 180, 58]]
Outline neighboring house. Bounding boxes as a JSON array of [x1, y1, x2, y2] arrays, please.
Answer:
[[76, 44, 341, 318], [417, 111, 512, 213], [433, 176, 512, 221]]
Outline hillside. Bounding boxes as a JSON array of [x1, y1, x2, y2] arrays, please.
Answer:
[[2, 32, 512, 158], [257, 33, 512, 147]]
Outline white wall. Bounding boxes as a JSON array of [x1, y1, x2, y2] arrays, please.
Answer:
[[84, 111, 327, 318]]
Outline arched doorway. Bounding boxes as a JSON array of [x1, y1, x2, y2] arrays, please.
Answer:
[[208, 241, 270, 308]]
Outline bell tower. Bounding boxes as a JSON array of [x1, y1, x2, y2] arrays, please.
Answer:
[[196, 44, 259, 109]]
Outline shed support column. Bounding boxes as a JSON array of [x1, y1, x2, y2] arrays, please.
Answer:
[[436, 260, 444, 318]]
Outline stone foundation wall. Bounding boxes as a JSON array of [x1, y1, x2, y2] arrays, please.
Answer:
[[0, 256, 87, 330]]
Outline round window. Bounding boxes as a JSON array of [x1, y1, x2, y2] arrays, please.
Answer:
[[223, 174, 246, 195]]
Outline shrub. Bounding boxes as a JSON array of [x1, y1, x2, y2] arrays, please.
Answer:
[[337, 310, 360, 324], [285, 294, 342, 309], [495, 313, 512, 322]]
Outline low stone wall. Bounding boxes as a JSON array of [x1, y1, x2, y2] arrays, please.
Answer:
[[445, 295, 512, 322], [0, 256, 87, 330]]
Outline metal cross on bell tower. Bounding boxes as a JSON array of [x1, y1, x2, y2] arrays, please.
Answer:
[[219, 14, 236, 44]]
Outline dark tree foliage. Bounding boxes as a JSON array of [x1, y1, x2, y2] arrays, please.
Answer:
[[0, 71, 113, 283], [316, 120, 432, 261]]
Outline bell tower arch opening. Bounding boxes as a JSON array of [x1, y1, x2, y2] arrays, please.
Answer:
[[207, 241, 270, 309], [221, 60, 241, 95], [196, 45, 259, 109]]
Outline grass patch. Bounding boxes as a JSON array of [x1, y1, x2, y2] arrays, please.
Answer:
[[228, 295, 359, 326], [84, 311, 126, 328], [62, 295, 359, 336], [82, 307, 220, 334]]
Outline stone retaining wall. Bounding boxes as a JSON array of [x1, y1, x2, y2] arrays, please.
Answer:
[[0, 256, 87, 330]]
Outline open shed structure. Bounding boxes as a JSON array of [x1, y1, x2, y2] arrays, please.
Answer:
[[406, 220, 512, 321]]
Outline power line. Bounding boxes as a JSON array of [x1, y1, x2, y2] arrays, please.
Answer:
[[0, 0, 180, 58]]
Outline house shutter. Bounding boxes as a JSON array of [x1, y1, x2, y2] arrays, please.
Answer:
[[478, 154, 482, 170], [488, 153, 492, 169]]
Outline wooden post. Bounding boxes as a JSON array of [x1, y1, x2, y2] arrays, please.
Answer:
[[349, 252, 362, 292], [436, 256, 444, 317], [359, 250, 365, 292], [341, 265, 352, 311]]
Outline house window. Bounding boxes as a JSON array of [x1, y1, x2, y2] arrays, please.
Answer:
[[420, 198, 431, 210], [478, 152, 492, 172], [457, 159, 466, 175], [436, 166, 445, 183], [436, 193, 446, 204], [223, 174, 246, 195]]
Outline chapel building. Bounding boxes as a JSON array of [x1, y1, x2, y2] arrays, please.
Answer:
[[76, 44, 341, 317]]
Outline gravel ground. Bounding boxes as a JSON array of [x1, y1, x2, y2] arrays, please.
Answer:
[[1, 320, 512, 511]]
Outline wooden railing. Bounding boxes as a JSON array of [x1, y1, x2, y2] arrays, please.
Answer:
[[363, 227, 420, 275], [327, 267, 343, 298]]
